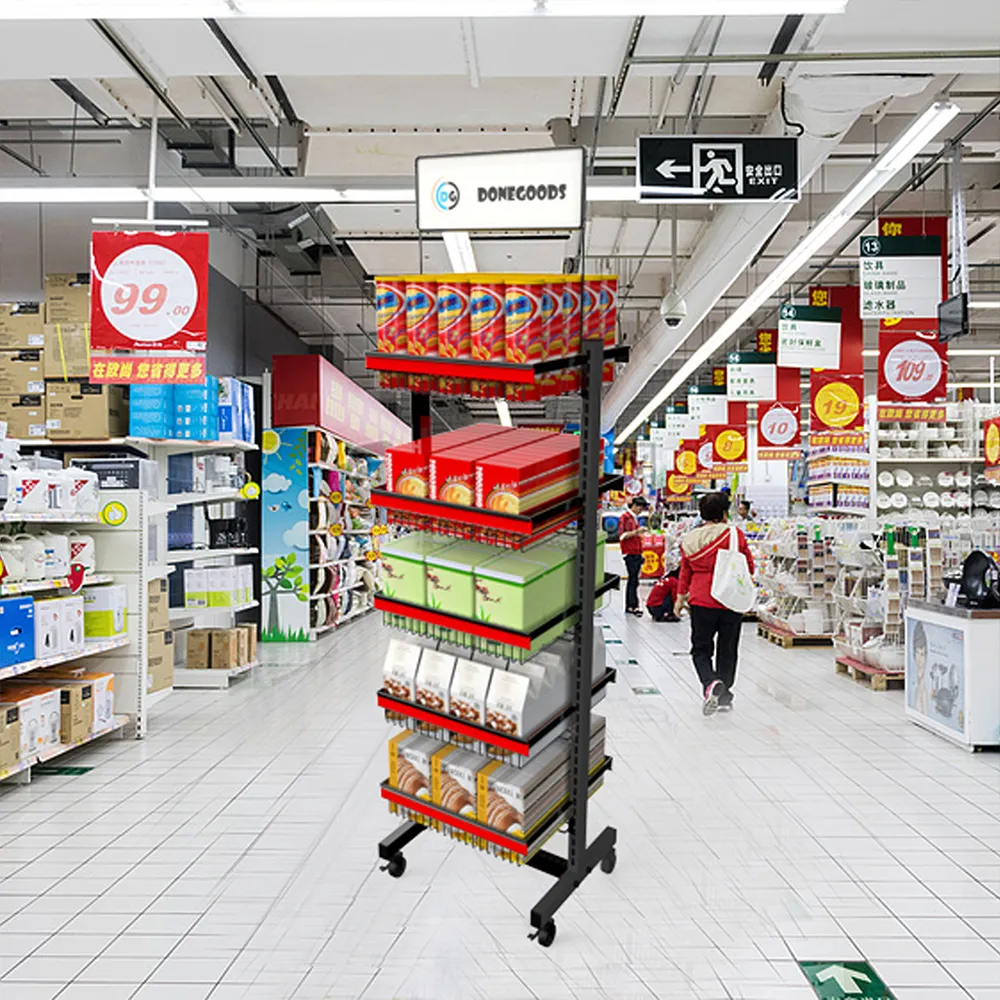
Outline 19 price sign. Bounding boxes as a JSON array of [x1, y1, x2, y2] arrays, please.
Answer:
[[878, 328, 947, 403], [91, 231, 209, 354]]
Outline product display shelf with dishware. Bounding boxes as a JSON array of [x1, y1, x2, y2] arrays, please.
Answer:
[[261, 424, 384, 642], [374, 335, 623, 949]]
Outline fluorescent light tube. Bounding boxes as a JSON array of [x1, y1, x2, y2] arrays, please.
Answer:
[[615, 99, 959, 446], [0, 186, 147, 204], [443, 232, 478, 273], [970, 301, 1000, 310]]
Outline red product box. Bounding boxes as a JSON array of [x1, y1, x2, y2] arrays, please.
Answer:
[[476, 435, 580, 514], [385, 424, 508, 497], [429, 428, 548, 506]]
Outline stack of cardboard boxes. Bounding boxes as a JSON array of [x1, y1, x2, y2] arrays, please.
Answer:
[[0, 276, 127, 442], [185, 625, 257, 672], [147, 578, 174, 694]]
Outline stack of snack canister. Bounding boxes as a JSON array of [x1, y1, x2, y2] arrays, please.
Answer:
[[373, 273, 618, 398]]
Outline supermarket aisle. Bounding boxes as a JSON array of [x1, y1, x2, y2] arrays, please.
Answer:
[[0, 607, 998, 1000]]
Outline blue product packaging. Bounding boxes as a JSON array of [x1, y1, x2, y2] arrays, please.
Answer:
[[0, 597, 35, 668], [130, 385, 174, 412], [241, 381, 255, 443], [168, 507, 194, 550], [130, 415, 173, 439]]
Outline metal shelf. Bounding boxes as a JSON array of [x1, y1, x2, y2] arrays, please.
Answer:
[[375, 573, 620, 651], [166, 547, 259, 563], [0, 509, 103, 523], [170, 600, 259, 620], [0, 716, 130, 784], [16, 437, 258, 454], [377, 668, 616, 757], [0, 634, 132, 684], [174, 660, 257, 689], [875, 455, 984, 463], [0, 572, 113, 598], [310, 583, 366, 600], [166, 488, 255, 507], [807, 479, 871, 488]]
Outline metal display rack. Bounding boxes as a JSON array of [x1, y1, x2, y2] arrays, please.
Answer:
[[370, 337, 623, 948]]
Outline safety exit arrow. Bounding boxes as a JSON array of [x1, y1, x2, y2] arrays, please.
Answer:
[[798, 961, 896, 1000]]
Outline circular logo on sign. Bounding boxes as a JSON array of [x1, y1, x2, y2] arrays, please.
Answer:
[[100, 500, 128, 527], [698, 441, 715, 469], [883, 339, 943, 399], [760, 404, 797, 446], [780, 304, 796, 321], [861, 237, 881, 256], [366, 550, 379, 562], [329, 491, 343, 505], [240, 481, 261, 501], [666, 473, 688, 495], [433, 179, 460, 212], [815, 382, 861, 429], [676, 450, 697, 476], [986, 423, 1000, 465], [715, 429, 746, 462], [101, 244, 199, 343], [329, 524, 343, 537]]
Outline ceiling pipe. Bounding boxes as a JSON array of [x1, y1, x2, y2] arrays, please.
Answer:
[[630, 48, 1000, 67], [602, 73, 934, 434]]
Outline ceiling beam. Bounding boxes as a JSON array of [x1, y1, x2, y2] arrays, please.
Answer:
[[630, 47, 1000, 67], [50, 79, 111, 128]]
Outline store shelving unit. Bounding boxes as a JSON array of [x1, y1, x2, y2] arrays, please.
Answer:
[[0, 634, 131, 684], [369, 336, 622, 948], [0, 716, 131, 785], [173, 659, 258, 689], [166, 547, 259, 563]]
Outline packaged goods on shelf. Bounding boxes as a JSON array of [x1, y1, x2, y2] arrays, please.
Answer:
[[385, 423, 509, 497], [186, 628, 211, 669], [486, 658, 568, 739], [211, 628, 241, 669], [405, 276, 438, 356], [183, 565, 253, 610], [425, 541, 497, 617], [147, 629, 174, 693], [71, 457, 160, 496], [0, 684, 59, 756], [380, 533, 451, 606], [148, 579, 170, 632], [0, 394, 46, 440], [437, 278, 471, 359], [449, 656, 493, 727], [129, 384, 175, 438], [414, 648, 456, 713], [475, 435, 581, 514], [174, 375, 220, 440], [473, 549, 572, 633], [44, 274, 90, 325], [0, 597, 35, 667], [0, 350, 45, 396], [34, 596, 84, 658], [0, 466, 99, 516], [376, 279, 407, 354], [37, 669, 114, 735], [471, 276, 505, 363], [43, 323, 91, 380], [239, 624, 257, 664], [45, 382, 127, 440], [56, 683, 93, 743], [0, 704, 19, 771], [0, 303, 44, 350], [82, 585, 127, 639]]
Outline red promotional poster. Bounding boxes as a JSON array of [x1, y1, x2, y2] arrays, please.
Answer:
[[90, 230, 209, 356], [811, 372, 864, 432], [710, 424, 749, 473], [985, 417, 1000, 484], [878, 324, 948, 420], [758, 401, 802, 460], [810, 285, 863, 374]]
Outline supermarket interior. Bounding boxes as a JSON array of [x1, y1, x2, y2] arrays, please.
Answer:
[[0, 2, 999, 999]]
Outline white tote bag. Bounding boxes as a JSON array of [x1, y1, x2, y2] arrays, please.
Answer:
[[710, 525, 756, 614]]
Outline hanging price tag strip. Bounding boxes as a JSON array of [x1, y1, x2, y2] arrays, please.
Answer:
[[89, 354, 207, 384], [877, 404, 946, 422], [810, 431, 866, 449]]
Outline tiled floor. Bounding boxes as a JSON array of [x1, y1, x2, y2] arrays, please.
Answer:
[[1, 602, 999, 999]]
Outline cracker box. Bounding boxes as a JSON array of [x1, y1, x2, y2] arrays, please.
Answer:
[[415, 648, 456, 713], [385, 424, 507, 497], [0, 704, 19, 772], [398, 735, 449, 801], [429, 429, 546, 506], [487, 656, 569, 740], [439, 750, 490, 820], [448, 657, 493, 727], [383, 637, 422, 701], [475, 434, 580, 515]]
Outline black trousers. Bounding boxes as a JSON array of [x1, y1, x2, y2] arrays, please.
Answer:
[[649, 597, 674, 621], [689, 604, 743, 691], [624, 554, 643, 611]]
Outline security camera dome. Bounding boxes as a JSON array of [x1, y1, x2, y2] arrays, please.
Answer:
[[660, 289, 687, 328]]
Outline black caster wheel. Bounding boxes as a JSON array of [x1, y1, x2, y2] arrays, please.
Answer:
[[600, 849, 617, 874], [384, 853, 406, 878], [536, 920, 556, 948]]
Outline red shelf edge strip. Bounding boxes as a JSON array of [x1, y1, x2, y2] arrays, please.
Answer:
[[365, 354, 537, 385], [376, 693, 528, 755], [374, 596, 533, 649], [370, 491, 536, 532], [380, 785, 529, 855]]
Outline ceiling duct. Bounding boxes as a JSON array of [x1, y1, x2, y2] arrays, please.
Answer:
[[602, 72, 934, 433]]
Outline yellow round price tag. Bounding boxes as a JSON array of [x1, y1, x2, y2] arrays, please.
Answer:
[[372, 524, 388, 537], [814, 381, 861, 429], [240, 481, 261, 501], [666, 473, 689, 496], [715, 429, 746, 463], [329, 491, 343, 505], [329, 524, 343, 537], [100, 500, 129, 527], [366, 550, 379, 562], [986, 423, 1000, 466], [676, 449, 697, 476]]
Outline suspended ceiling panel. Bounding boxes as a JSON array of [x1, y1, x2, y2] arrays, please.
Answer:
[[119, 19, 238, 77], [0, 22, 126, 79], [321, 204, 417, 236], [346, 237, 568, 278]]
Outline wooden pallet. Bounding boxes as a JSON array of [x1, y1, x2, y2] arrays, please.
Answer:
[[756, 622, 833, 649], [835, 655, 904, 692]]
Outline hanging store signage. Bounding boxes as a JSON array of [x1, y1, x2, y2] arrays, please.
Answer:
[[665, 472, 693, 500], [755, 329, 777, 355], [712, 366, 727, 388], [710, 424, 748, 473], [663, 409, 700, 449], [415, 147, 585, 232], [984, 417, 1000, 484], [811, 430, 866, 449], [878, 325, 948, 418], [859, 235, 942, 319], [674, 440, 699, 477], [810, 285, 864, 374], [90, 355, 206, 385], [727, 351, 777, 401], [636, 135, 799, 203], [877, 215, 949, 316], [687, 384, 728, 425], [777, 304, 842, 370], [757, 401, 802, 460], [811, 372, 864, 432]]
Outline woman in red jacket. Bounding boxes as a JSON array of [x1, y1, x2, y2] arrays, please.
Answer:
[[676, 492, 755, 716]]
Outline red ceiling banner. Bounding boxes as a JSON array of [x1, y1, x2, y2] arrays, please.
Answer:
[[811, 371, 864, 432], [758, 401, 802, 460], [810, 285, 863, 374], [756, 329, 776, 355], [877, 215, 948, 312], [878, 323, 948, 419]]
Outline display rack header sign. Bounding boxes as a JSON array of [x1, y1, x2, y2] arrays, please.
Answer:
[[777, 304, 842, 370], [860, 235, 942, 319], [727, 351, 777, 401], [415, 147, 585, 232], [637, 135, 799, 203]]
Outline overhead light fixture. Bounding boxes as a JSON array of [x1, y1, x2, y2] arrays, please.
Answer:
[[443, 232, 478, 273], [495, 400, 514, 427], [970, 301, 1000, 310], [865, 347, 1000, 358], [0, 186, 147, 204], [0, 0, 848, 17], [615, 99, 960, 445], [91, 216, 210, 228]]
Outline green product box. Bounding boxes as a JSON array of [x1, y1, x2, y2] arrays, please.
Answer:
[[518, 541, 575, 610], [82, 584, 128, 638], [380, 533, 454, 607], [425, 541, 495, 618], [474, 553, 567, 633]]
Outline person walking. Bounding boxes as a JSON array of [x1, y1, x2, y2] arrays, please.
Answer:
[[675, 492, 755, 715], [618, 496, 647, 617]]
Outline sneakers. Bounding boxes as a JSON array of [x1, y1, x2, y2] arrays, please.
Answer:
[[703, 680, 727, 716], [662, 614, 681, 623], [626, 608, 644, 617], [718, 691, 734, 712]]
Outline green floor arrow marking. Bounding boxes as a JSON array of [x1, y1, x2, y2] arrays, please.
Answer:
[[33, 766, 93, 776], [799, 961, 895, 999], [632, 686, 660, 696]]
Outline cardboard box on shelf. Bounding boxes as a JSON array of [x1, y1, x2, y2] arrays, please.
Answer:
[[185, 629, 211, 669], [0, 304, 44, 350], [235, 626, 249, 666], [43, 324, 91, 380], [0, 394, 46, 440], [38, 670, 115, 734], [0, 351, 45, 397], [238, 624, 257, 665], [70, 457, 159, 493], [429, 429, 547, 506], [0, 704, 19, 771], [0, 684, 60, 757], [148, 655, 173, 694], [210, 628, 239, 670], [58, 683, 93, 743], [46, 382, 127, 440], [147, 579, 169, 633], [44, 274, 90, 325], [147, 630, 174, 692], [0, 596, 35, 669]]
